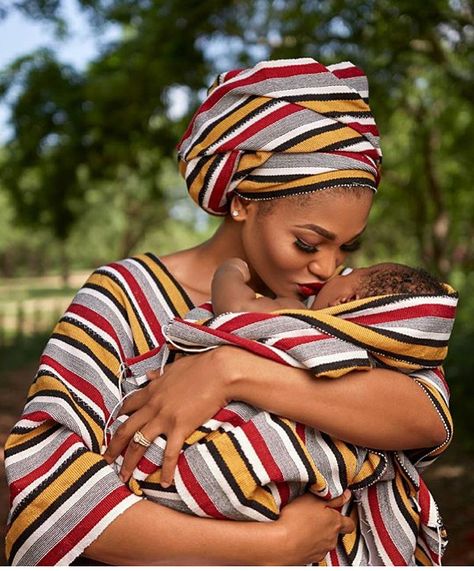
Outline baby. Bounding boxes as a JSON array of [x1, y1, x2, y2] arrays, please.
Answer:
[[211, 257, 447, 314], [109, 256, 456, 566]]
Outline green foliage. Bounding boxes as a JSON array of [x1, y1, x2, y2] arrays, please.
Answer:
[[0, 0, 473, 446], [1, 0, 472, 277], [0, 332, 50, 371], [0, 50, 87, 241], [444, 269, 474, 452]]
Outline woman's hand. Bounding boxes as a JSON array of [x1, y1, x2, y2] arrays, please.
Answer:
[[272, 491, 354, 565], [102, 348, 230, 485], [84, 488, 354, 565]]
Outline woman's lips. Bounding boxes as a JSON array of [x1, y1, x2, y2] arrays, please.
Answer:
[[297, 283, 324, 297]]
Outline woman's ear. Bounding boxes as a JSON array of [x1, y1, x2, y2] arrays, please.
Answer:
[[229, 195, 252, 221]]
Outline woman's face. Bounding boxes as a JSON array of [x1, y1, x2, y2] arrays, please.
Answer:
[[234, 189, 373, 299]]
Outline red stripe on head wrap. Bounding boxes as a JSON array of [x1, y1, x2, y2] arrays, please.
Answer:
[[177, 58, 382, 216]]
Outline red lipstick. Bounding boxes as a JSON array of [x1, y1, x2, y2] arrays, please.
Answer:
[[297, 283, 325, 297]]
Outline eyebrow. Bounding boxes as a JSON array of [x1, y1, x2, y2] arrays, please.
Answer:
[[295, 224, 366, 242]]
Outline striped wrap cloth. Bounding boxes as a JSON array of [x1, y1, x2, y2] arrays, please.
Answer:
[[177, 58, 382, 215], [112, 289, 457, 566], [4, 254, 456, 565]]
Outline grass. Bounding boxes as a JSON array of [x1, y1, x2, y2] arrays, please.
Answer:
[[0, 270, 91, 341], [0, 285, 78, 302]]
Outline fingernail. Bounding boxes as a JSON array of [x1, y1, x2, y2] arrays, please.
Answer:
[[161, 480, 169, 488], [100, 445, 107, 455]]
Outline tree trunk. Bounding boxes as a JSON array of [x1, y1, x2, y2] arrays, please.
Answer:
[[59, 242, 70, 287], [421, 123, 451, 278]]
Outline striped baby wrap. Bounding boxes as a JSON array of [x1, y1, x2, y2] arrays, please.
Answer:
[[4, 254, 456, 566], [112, 289, 457, 566]]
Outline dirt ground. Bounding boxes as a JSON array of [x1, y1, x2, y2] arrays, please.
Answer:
[[1, 364, 473, 566]]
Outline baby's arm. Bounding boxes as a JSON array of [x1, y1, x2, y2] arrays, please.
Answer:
[[212, 258, 304, 314]]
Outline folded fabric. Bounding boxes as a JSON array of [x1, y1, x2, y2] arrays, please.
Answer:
[[110, 290, 457, 566], [177, 58, 382, 215], [4, 255, 191, 565]]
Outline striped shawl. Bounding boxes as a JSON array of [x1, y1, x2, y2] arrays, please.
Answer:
[[116, 291, 456, 566], [4, 254, 455, 566]]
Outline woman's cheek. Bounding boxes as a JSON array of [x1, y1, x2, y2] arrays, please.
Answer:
[[268, 245, 293, 273]]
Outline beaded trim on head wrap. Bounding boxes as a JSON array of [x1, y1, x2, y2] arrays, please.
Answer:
[[177, 57, 382, 216]]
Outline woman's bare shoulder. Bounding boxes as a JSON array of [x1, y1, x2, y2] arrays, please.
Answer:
[[160, 249, 191, 272], [160, 249, 197, 286], [160, 249, 213, 306]]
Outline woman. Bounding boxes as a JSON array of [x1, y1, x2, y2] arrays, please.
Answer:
[[4, 58, 450, 566]]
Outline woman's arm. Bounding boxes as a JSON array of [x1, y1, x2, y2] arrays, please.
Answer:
[[84, 492, 354, 565], [104, 346, 447, 485], [4, 257, 350, 566], [225, 346, 448, 448]]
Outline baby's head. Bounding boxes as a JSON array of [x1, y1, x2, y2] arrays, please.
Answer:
[[312, 262, 447, 309]]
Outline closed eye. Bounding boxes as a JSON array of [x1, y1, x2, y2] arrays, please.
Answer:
[[341, 240, 361, 253], [294, 238, 318, 254]]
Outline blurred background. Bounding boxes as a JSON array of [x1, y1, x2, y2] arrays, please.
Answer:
[[0, 0, 473, 565]]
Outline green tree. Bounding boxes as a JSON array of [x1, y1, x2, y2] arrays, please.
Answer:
[[0, 50, 89, 281], [2, 0, 472, 278]]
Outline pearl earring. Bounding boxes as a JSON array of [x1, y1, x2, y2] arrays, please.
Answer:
[[231, 210, 239, 217]]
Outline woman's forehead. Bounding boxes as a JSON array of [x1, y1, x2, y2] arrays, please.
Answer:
[[260, 189, 373, 225]]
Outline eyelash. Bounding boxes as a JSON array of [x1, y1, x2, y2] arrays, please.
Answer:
[[294, 238, 318, 253], [294, 238, 362, 254], [341, 240, 362, 253]]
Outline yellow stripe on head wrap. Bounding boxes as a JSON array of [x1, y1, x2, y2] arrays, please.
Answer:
[[177, 58, 382, 215]]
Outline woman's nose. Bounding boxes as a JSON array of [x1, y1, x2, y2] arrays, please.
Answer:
[[308, 255, 338, 282]]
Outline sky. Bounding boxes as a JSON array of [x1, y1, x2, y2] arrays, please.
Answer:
[[0, 0, 120, 141]]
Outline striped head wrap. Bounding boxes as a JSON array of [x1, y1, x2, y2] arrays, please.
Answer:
[[177, 58, 382, 216]]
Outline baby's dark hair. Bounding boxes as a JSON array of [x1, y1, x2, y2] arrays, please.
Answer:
[[359, 263, 447, 297]]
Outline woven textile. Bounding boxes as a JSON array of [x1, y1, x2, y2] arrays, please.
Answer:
[[118, 291, 456, 566], [177, 58, 382, 215], [4, 255, 455, 566], [4, 255, 192, 566]]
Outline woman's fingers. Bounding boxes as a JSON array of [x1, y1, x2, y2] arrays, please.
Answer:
[[102, 410, 149, 464], [325, 490, 354, 536], [339, 514, 355, 535], [159, 432, 185, 487], [146, 369, 161, 381], [118, 424, 186, 485], [276, 493, 354, 564], [119, 384, 153, 416], [101, 351, 231, 484], [118, 423, 161, 482]]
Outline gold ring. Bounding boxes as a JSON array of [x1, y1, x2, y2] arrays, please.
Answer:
[[133, 430, 152, 448]]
